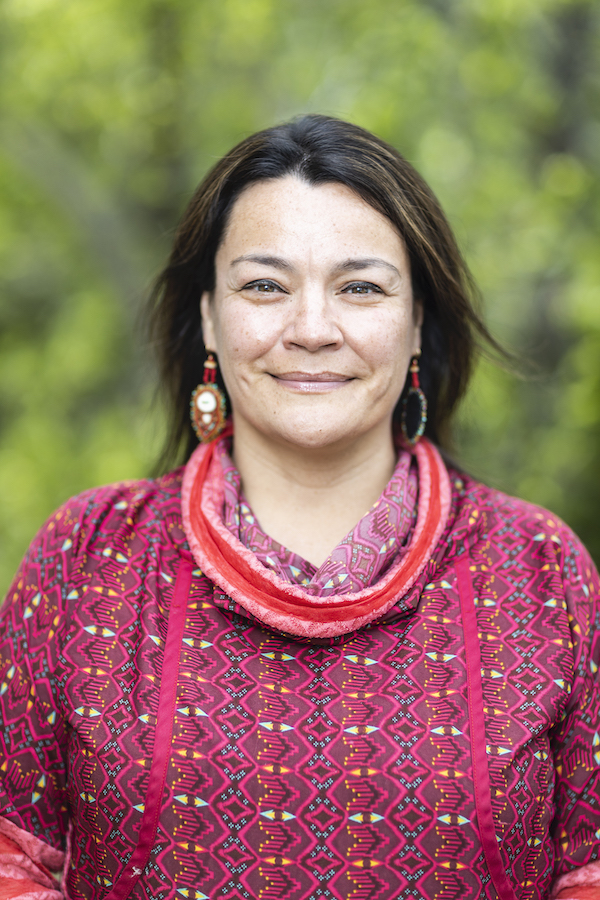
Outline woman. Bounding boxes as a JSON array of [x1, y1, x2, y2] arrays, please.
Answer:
[[1, 115, 599, 900]]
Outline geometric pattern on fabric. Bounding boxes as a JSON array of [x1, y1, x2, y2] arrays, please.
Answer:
[[1, 468, 599, 899]]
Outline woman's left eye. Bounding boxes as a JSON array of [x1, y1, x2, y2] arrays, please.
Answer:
[[342, 282, 383, 295]]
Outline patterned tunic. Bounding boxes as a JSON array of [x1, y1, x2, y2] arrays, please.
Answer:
[[1, 465, 599, 899]]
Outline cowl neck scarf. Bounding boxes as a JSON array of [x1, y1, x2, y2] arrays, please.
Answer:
[[181, 429, 452, 639], [217, 436, 418, 597]]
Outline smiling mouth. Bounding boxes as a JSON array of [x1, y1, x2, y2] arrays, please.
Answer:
[[271, 372, 353, 393]]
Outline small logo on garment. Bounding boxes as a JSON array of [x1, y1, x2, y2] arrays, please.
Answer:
[[132, 867, 143, 876]]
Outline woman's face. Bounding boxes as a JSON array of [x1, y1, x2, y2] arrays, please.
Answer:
[[201, 175, 422, 453]]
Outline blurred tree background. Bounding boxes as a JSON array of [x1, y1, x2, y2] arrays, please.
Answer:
[[1, 0, 599, 593]]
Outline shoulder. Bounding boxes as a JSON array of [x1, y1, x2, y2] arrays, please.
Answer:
[[447, 469, 598, 598], [2, 470, 185, 614], [37, 470, 183, 548]]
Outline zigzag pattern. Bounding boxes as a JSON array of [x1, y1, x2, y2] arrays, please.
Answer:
[[1, 470, 599, 899]]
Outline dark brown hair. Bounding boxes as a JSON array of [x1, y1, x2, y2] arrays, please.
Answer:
[[149, 114, 496, 470]]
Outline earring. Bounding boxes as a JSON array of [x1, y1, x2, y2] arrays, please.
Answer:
[[190, 354, 227, 443], [401, 352, 427, 445]]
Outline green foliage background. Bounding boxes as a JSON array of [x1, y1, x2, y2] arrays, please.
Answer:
[[1, 0, 599, 594]]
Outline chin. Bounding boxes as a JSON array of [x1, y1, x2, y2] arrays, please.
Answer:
[[263, 418, 363, 451]]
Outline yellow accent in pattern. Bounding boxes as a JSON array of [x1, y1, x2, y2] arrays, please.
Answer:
[[261, 764, 291, 774], [74, 706, 101, 717], [24, 593, 42, 618], [437, 769, 466, 779], [593, 733, 600, 766], [349, 812, 383, 823], [175, 748, 204, 759], [431, 726, 462, 736], [177, 706, 208, 717], [344, 725, 379, 735], [437, 813, 469, 825], [344, 655, 376, 666], [175, 794, 208, 807], [83, 625, 115, 637], [259, 721, 293, 732], [261, 651, 295, 660], [260, 809, 295, 821], [0, 665, 16, 695]]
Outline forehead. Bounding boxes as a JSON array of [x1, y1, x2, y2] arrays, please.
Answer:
[[217, 175, 408, 267]]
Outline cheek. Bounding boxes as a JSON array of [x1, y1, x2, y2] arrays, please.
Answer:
[[216, 305, 280, 360], [353, 310, 415, 370]]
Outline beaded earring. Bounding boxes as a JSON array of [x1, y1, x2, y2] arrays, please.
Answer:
[[400, 352, 428, 446], [190, 354, 227, 443]]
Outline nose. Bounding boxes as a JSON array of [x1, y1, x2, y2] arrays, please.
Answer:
[[282, 290, 343, 352]]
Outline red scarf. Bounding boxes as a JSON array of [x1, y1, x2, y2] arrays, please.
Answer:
[[181, 429, 452, 639]]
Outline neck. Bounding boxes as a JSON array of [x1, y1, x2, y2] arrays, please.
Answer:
[[230, 416, 397, 567]]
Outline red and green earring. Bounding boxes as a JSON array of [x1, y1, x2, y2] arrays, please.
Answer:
[[190, 354, 227, 443], [401, 351, 428, 446]]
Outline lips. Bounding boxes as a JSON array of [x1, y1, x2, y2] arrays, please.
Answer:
[[275, 372, 352, 382], [271, 372, 353, 392]]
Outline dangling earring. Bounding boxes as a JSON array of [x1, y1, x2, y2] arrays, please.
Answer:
[[190, 354, 227, 443], [401, 351, 427, 445]]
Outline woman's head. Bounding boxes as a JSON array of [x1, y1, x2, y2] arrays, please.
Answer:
[[201, 175, 422, 456], [150, 114, 491, 467]]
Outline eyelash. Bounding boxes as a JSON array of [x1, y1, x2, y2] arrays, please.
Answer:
[[342, 282, 383, 295], [243, 279, 286, 293]]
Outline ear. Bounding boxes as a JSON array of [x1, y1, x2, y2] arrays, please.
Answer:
[[412, 297, 424, 355], [200, 291, 216, 352]]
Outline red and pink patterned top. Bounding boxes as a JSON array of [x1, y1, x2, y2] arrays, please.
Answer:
[[1, 437, 599, 900]]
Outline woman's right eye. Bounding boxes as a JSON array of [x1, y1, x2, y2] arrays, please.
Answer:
[[243, 279, 285, 294]]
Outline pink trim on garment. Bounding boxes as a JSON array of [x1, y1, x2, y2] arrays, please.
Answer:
[[456, 559, 518, 900], [181, 435, 451, 638], [103, 558, 194, 900]]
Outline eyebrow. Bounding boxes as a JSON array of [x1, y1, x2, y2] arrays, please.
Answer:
[[334, 257, 400, 277], [230, 254, 294, 271], [230, 254, 400, 277]]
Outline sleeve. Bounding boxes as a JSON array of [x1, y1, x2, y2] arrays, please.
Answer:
[[0, 497, 90, 853], [548, 523, 600, 889]]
